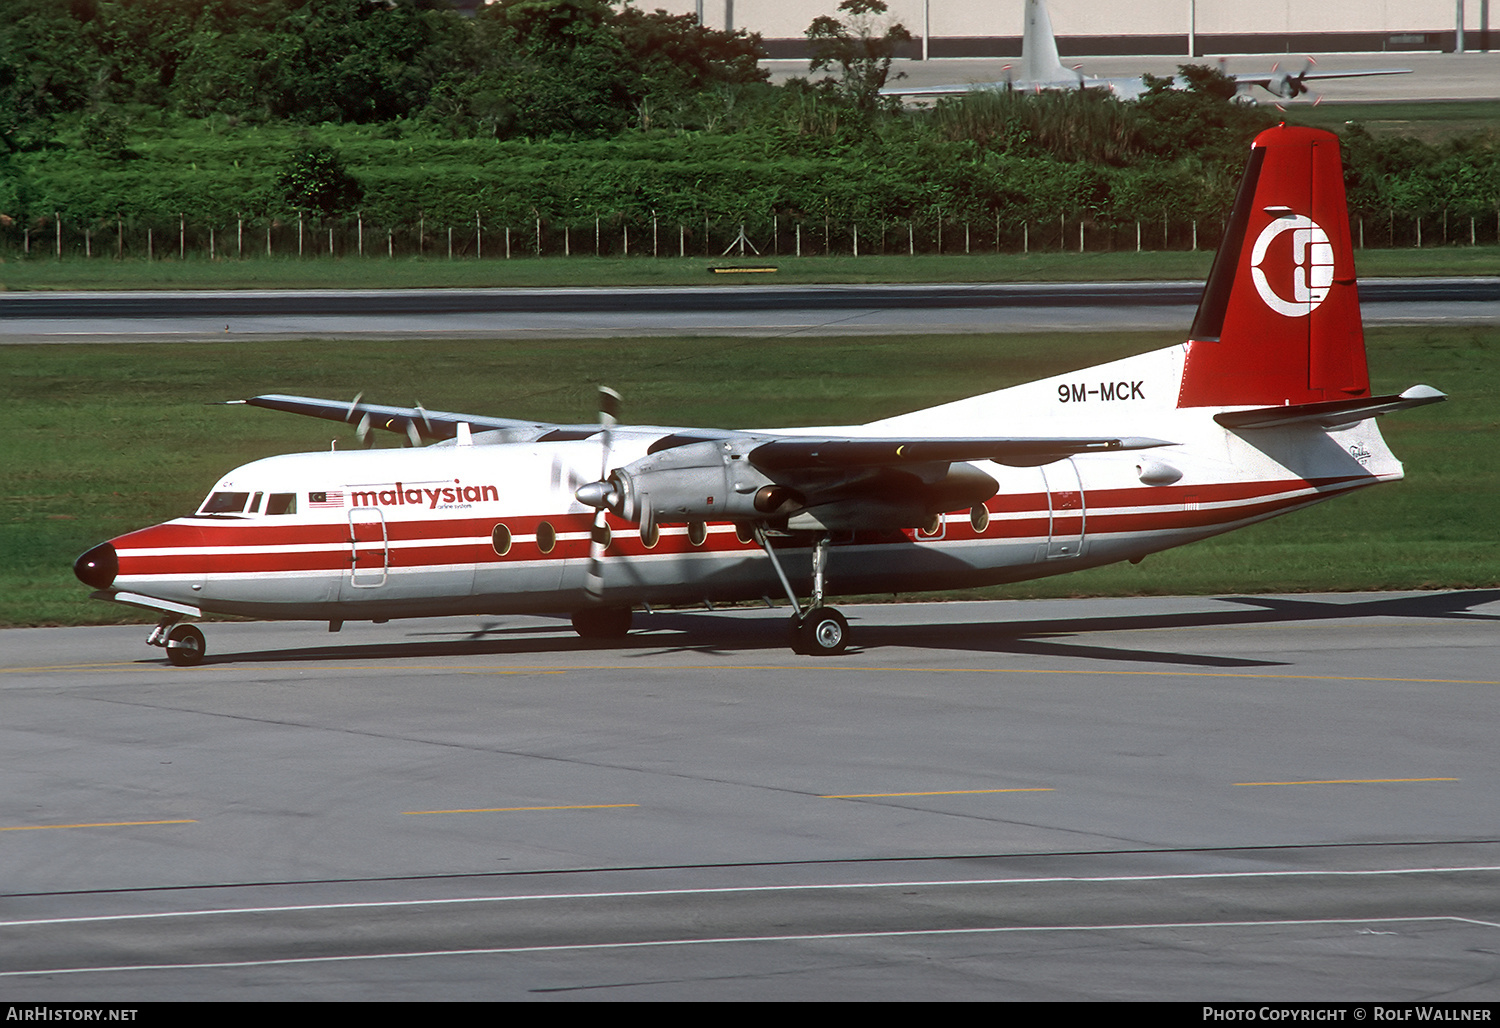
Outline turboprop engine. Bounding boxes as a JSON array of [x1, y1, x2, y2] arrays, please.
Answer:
[[575, 438, 999, 532]]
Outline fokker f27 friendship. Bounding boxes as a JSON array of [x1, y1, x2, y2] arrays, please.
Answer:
[[75, 125, 1444, 665]]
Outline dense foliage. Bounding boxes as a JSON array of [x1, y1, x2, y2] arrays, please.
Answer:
[[1, 0, 1495, 246]]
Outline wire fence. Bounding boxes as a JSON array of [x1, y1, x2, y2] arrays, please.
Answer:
[[4, 208, 1498, 261]]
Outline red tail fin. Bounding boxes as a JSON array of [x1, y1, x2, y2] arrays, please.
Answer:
[[1178, 125, 1370, 408]]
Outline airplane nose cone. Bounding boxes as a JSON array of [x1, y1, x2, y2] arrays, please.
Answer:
[[74, 543, 118, 590]]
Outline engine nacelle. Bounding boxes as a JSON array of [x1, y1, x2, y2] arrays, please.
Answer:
[[607, 440, 785, 525]]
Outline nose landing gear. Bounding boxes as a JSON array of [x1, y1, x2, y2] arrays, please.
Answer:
[[148, 614, 207, 667]]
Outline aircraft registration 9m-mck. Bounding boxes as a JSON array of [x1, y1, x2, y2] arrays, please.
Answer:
[[75, 126, 1444, 665]]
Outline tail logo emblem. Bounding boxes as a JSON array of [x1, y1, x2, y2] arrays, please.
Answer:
[[1250, 214, 1335, 318]]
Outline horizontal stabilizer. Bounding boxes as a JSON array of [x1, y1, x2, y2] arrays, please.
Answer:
[[1214, 385, 1446, 430]]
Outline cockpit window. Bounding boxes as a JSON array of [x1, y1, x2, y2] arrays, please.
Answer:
[[266, 493, 297, 515], [200, 491, 250, 514]]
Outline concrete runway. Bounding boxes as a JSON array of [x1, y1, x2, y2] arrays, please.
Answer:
[[4, 592, 1499, 1000], [3, 279, 1495, 341]]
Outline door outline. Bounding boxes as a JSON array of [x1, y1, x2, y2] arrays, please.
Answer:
[[1041, 459, 1085, 559], [348, 507, 388, 587]]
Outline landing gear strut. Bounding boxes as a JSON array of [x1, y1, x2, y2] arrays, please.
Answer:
[[758, 529, 849, 656]]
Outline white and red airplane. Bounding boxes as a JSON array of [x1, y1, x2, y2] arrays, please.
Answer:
[[74, 125, 1443, 665]]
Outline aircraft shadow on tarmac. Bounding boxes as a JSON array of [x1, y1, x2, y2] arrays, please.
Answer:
[[190, 589, 1500, 670]]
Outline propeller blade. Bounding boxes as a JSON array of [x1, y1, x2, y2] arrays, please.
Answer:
[[404, 420, 422, 448], [597, 386, 622, 429], [584, 510, 609, 602], [583, 386, 623, 602], [345, 392, 364, 424], [356, 412, 374, 448]]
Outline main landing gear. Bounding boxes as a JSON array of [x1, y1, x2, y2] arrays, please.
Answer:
[[758, 529, 850, 656], [148, 614, 206, 667]]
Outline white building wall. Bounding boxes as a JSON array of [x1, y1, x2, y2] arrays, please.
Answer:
[[642, 1, 1480, 49]]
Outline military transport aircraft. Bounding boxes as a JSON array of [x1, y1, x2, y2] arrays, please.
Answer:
[[882, 0, 1410, 102], [74, 125, 1444, 665]]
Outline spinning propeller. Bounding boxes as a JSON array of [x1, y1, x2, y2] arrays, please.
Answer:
[[577, 387, 623, 603]]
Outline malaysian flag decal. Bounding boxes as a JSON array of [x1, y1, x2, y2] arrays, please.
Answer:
[[309, 490, 345, 508]]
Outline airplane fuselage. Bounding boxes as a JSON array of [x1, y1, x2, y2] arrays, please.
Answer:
[[82, 344, 1404, 625]]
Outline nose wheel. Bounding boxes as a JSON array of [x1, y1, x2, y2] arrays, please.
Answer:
[[164, 623, 206, 666]]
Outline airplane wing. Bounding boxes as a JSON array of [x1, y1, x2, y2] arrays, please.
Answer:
[[745, 435, 1172, 469], [587, 430, 1175, 532], [1232, 66, 1410, 99], [237, 394, 553, 443]]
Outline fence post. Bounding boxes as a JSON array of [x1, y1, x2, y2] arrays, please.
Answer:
[[796, 223, 802, 257], [118, 214, 123, 259], [298, 212, 304, 256], [55, 212, 61, 259], [1136, 220, 1141, 253], [1023, 222, 1028, 254], [680, 224, 685, 258], [565, 225, 570, 257], [653, 215, 658, 257], [237, 217, 243, 258], [1191, 220, 1198, 251], [907, 221, 913, 256], [853, 222, 859, 257], [180, 214, 185, 260], [1078, 220, 1084, 254], [358, 215, 364, 257]]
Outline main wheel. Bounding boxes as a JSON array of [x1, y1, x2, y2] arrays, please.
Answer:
[[570, 606, 633, 640], [797, 607, 849, 656], [164, 623, 206, 667]]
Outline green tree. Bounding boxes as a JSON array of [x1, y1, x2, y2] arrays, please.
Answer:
[[805, 0, 912, 112], [277, 143, 362, 216]]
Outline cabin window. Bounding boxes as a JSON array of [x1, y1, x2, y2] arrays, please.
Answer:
[[201, 491, 250, 514], [536, 521, 556, 554], [491, 524, 512, 556], [266, 493, 297, 515], [688, 521, 707, 547]]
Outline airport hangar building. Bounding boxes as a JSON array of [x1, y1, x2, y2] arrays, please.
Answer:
[[653, 0, 1494, 59]]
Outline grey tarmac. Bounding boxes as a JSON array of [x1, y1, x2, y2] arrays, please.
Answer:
[[3, 592, 1498, 1000], [2, 278, 1495, 342]]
